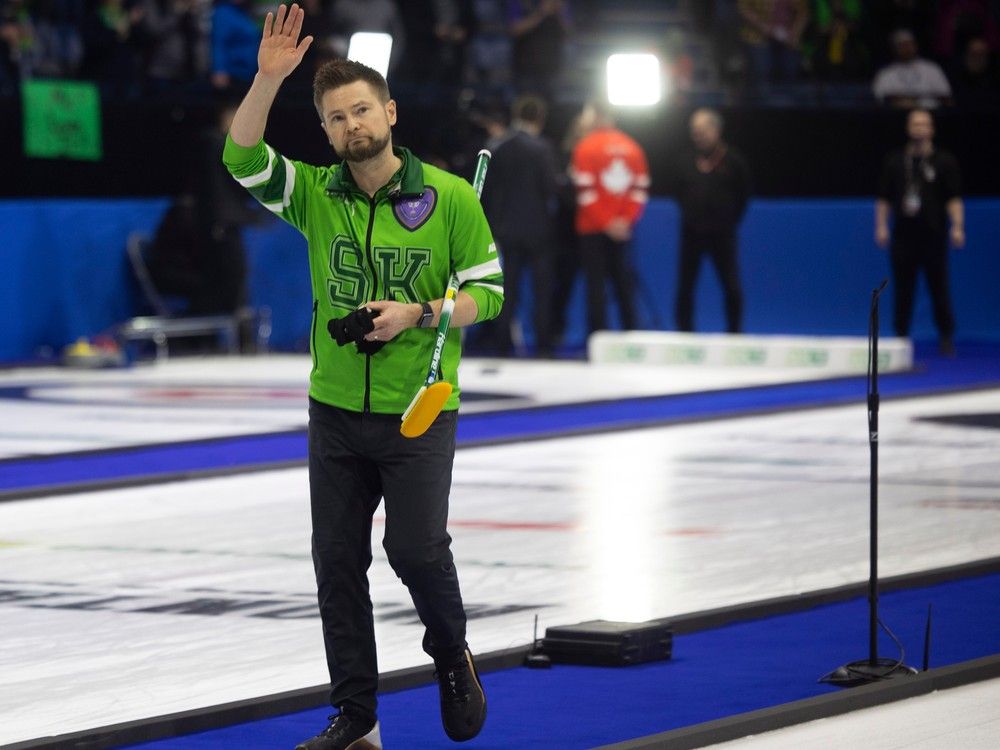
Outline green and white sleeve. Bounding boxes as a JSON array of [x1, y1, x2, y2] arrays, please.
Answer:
[[449, 179, 504, 323], [222, 135, 312, 232]]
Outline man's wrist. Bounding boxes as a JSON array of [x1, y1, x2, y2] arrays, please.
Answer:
[[252, 72, 285, 93], [414, 301, 434, 328]]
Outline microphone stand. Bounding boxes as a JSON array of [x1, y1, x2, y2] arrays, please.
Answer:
[[820, 279, 916, 687]]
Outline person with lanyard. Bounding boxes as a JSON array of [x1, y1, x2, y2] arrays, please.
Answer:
[[222, 5, 504, 748], [672, 108, 752, 334], [876, 108, 964, 356]]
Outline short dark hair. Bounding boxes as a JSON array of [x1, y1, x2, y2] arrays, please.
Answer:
[[512, 95, 547, 126], [313, 59, 391, 118]]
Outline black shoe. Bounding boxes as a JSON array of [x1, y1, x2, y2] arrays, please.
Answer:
[[294, 712, 382, 750], [434, 648, 487, 742], [939, 337, 956, 357]]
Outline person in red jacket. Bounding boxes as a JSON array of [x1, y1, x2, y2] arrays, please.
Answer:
[[570, 99, 650, 333]]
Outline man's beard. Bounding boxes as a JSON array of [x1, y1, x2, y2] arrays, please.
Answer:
[[336, 131, 391, 163]]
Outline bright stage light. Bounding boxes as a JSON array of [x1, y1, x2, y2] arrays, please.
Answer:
[[606, 53, 663, 106], [347, 32, 393, 78]]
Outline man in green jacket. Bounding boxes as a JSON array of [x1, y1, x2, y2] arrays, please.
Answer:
[[223, 5, 503, 748]]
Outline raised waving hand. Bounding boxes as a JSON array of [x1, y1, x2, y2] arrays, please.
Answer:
[[258, 4, 313, 81]]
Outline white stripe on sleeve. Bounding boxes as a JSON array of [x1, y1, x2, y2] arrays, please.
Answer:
[[261, 158, 296, 213], [468, 282, 504, 294], [281, 156, 295, 209], [235, 145, 277, 187], [457, 258, 503, 284]]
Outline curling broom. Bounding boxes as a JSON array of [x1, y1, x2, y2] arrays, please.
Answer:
[[400, 149, 491, 438]]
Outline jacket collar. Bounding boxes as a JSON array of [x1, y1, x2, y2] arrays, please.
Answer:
[[325, 146, 425, 199]]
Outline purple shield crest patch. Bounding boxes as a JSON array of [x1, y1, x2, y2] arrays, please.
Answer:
[[393, 187, 437, 231]]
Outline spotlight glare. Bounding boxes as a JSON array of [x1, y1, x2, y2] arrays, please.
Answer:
[[347, 32, 393, 79], [606, 53, 662, 106]]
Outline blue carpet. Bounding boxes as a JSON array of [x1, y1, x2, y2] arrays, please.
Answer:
[[0, 432, 308, 493], [2, 345, 998, 495], [119, 572, 1000, 749]]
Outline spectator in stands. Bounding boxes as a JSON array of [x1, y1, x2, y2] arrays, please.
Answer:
[[467, 0, 512, 96], [81, 0, 143, 97], [708, 0, 753, 95], [134, 0, 203, 95], [22, 0, 85, 79], [875, 108, 964, 356], [951, 35, 999, 107], [932, 0, 1000, 63], [211, 0, 259, 91], [431, 0, 473, 86], [507, 0, 571, 100], [283, 0, 337, 91], [807, 0, 871, 82], [737, 0, 811, 97], [0, 4, 15, 94], [479, 95, 559, 356], [570, 99, 649, 335], [1, 0, 28, 91], [673, 108, 752, 334], [872, 28, 952, 108], [397, 0, 472, 90], [870, 0, 933, 67]]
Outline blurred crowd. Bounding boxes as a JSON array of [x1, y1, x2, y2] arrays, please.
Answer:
[[1, 0, 997, 107], [708, 0, 1000, 108], [0, 0, 572, 100]]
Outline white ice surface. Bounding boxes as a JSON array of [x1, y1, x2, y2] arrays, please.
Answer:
[[1, 356, 998, 745], [705, 678, 1000, 750], [0, 354, 857, 458]]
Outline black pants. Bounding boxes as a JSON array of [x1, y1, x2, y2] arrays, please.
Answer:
[[494, 234, 555, 353], [549, 222, 580, 346], [675, 230, 743, 333], [308, 399, 467, 721], [890, 234, 954, 339], [579, 232, 637, 333]]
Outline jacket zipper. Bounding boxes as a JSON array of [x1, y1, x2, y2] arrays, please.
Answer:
[[362, 194, 379, 413]]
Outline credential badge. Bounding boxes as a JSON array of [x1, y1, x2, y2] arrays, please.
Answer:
[[394, 187, 437, 231]]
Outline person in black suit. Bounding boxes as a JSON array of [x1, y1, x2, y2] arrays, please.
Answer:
[[673, 108, 751, 333], [480, 94, 559, 355]]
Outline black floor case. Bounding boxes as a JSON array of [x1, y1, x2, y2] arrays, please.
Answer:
[[541, 620, 673, 666]]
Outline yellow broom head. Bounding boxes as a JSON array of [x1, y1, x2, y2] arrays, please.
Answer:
[[400, 381, 453, 438]]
